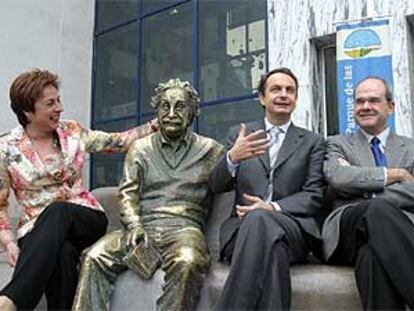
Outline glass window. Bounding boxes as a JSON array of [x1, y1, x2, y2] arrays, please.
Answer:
[[142, 0, 186, 15], [140, 113, 157, 124], [93, 117, 137, 132], [199, 0, 267, 101], [96, 0, 140, 33], [91, 118, 137, 188], [198, 98, 265, 144], [94, 22, 139, 122], [324, 46, 339, 135], [92, 0, 267, 188], [140, 1, 194, 114], [92, 156, 125, 188]]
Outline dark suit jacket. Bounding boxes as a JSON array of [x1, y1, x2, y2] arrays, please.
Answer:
[[322, 129, 414, 259], [210, 120, 327, 261]]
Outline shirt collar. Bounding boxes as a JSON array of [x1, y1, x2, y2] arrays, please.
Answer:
[[360, 127, 390, 147], [264, 118, 291, 133], [158, 128, 193, 148]]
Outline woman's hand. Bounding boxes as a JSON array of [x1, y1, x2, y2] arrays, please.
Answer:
[[148, 118, 159, 133], [139, 118, 159, 137], [126, 119, 159, 148]]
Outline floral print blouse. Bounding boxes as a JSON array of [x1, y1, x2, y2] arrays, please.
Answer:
[[0, 119, 150, 250]]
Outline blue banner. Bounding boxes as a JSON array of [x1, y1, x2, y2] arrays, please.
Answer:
[[336, 19, 394, 134]]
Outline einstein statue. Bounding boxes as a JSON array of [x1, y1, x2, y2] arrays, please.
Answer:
[[71, 79, 224, 311]]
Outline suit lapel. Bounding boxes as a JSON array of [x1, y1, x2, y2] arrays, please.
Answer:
[[351, 129, 404, 168], [248, 121, 270, 172], [351, 130, 376, 167], [385, 132, 405, 167], [273, 124, 303, 171], [56, 125, 70, 167], [16, 128, 45, 171]]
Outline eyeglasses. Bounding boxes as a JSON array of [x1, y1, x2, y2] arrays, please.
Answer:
[[355, 97, 388, 106]]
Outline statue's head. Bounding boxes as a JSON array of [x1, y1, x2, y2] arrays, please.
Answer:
[[151, 78, 200, 141]]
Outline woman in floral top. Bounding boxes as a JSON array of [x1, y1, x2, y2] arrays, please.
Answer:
[[0, 69, 155, 311]]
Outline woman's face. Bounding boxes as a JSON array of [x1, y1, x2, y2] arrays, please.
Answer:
[[25, 85, 63, 132]]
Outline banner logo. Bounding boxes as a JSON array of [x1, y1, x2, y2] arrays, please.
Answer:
[[336, 19, 394, 134], [344, 29, 382, 58]]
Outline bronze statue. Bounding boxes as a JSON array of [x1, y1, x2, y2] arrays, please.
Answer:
[[72, 79, 224, 311]]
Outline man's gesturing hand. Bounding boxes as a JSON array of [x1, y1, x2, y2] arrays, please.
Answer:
[[228, 123, 271, 163]]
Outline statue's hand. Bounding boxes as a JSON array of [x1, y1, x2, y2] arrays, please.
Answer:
[[123, 224, 146, 248]]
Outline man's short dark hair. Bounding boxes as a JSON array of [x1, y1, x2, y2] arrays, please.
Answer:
[[354, 76, 393, 101], [257, 67, 299, 97]]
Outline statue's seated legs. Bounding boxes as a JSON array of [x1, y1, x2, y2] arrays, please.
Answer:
[[72, 230, 127, 311], [73, 227, 210, 311], [156, 227, 210, 311]]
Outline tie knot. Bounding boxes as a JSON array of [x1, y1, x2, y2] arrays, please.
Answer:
[[268, 126, 282, 136], [371, 136, 381, 146], [267, 127, 282, 144]]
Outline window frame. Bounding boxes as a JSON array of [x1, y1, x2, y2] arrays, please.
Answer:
[[321, 43, 338, 136], [90, 0, 268, 188]]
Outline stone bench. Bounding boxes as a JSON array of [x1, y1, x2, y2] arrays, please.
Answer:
[[0, 187, 361, 310], [93, 187, 361, 311]]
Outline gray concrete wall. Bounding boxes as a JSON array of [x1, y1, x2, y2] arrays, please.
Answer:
[[0, 0, 95, 189]]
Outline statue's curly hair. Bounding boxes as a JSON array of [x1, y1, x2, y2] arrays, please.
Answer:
[[151, 78, 200, 121]]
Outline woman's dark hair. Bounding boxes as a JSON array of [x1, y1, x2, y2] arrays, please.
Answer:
[[10, 69, 59, 127]]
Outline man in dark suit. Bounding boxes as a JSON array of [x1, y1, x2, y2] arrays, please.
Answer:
[[323, 76, 414, 310], [210, 67, 326, 310]]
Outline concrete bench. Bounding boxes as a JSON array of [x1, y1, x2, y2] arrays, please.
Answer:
[[93, 187, 361, 311], [0, 187, 361, 310]]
